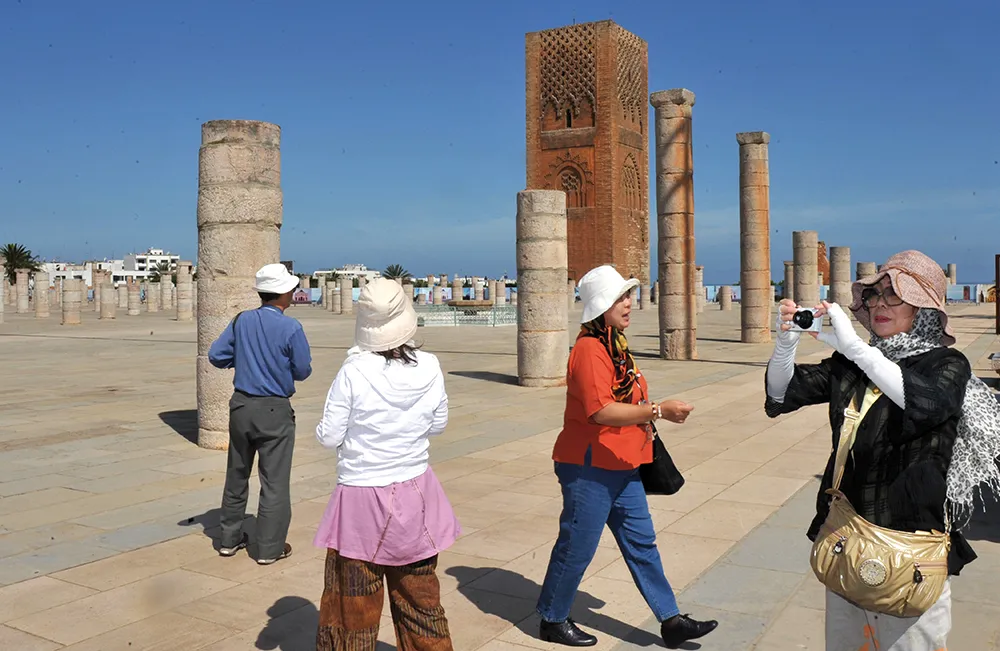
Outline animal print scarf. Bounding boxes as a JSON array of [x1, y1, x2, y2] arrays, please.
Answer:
[[580, 315, 640, 403], [871, 308, 1000, 526]]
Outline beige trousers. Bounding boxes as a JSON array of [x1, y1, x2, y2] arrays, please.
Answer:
[[824, 580, 951, 651]]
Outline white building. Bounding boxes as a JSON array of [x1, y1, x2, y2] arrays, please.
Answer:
[[40, 247, 185, 287], [124, 248, 180, 274], [314, 264, 381, 284]]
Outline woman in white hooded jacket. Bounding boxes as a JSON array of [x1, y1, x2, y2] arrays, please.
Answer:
[[313, 278, 460, 651]]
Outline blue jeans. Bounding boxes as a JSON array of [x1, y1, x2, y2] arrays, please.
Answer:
[[536, 451, 680, 623]]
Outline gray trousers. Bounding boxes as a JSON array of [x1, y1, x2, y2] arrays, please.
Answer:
[[221, 391, 296, 559]]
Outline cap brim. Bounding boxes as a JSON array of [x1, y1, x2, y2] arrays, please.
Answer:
[[255, 277, 300, 294], [580, 278, 641, 323]]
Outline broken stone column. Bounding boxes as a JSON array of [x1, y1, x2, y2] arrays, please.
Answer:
[[433, 285, 444, 305], [856, 262, 877, 281], [695, 266, 705, 313], [783, 261, 795, 301], [793, 231, 819, 308], [652, 88, 698, 359], [494, 281, 505, 305], [417, 291, 427, 306], [829, 246, 852, 306], [127, 279, 141, 316], [328, 283, 340, 313], [91, 271, 101, 311], [947, 263, 957, 285], [2, 278, 10, 308], [451, 278, 463, 302], [652, 281, 659, 305], [640, 284, 651, 310], [402, 282, 414, 302], [117, 284, 128, 309], [320, 281, 328, 308], [299, 275, 309, 290], [34, 271, 50, 318], [15, 269, 29, 314], [147, 282, 161, 312], [340, 277, 353, 315], [100, 281, 116, 319], [176, 263, 194, 322], [517, 189, 569, 387], [511, 291, 518, 306], [737, 131, 772, 343], [719, 286, 733, 311], [196, 120, 283, 451], [62, 278, 82, 325], [192, 280, 198, 315], [474, 279, 484, 301]]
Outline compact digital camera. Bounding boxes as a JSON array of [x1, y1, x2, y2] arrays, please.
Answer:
[[789, 307, 823, 333]]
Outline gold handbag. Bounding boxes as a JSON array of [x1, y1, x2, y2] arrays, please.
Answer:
[[809, 386, 951, 618]]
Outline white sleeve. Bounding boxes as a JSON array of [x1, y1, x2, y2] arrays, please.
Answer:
[[316, 368, 352, 449], [844, 345, 906, 408], [428, 370, 449, 437], [766, 314, 801, 402]]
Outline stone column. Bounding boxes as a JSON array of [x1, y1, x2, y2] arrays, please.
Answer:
[[640, 284, 651, 310], [127, 279, 141, 316], [494, 281, 505, 305], [737, 131, 772, 343], [147, 282, 161, 312], [340, 277, 353, 315], [433, 285, 444, 305], [320, 280, 328, 308], [652, 88, 697, 359], [61, 278, 82, 325], [783, 261, 795, 301], [15, 269, 29, 314], [695, 266, 705, 313], [2, 278, 10, 307], [53, 277, 62, 308], [91, 271, 101, 312], [474, 279, 484, 301], [117, 284, 128, 309], [568, 278, 576, 311], [329, 284, 341, 313], [196, 120, 283, 450], [192, 280, 198, 315], [517, 190, 568, 387], [651, 281, 659, 305], [792, 231, 819, 308], [719, 285, 733, 311], [176, 263, 194, 322], [100, 281, 116, 319], [402, 282, 414, 302], [416, 291, 427, 305], [511, 291, 518, 306], [856, 262, 877, 281], [34, 271, 50, 318], [299, 275, 309, 290], [451, 278, 463, 302], [947, 263, 957, 285], [828, 246, 852, 306]]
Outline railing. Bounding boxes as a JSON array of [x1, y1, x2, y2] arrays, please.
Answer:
[[414, 305, 517, 328]]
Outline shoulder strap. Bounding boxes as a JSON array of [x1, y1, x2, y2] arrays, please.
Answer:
[[831, 386, 881, 491]]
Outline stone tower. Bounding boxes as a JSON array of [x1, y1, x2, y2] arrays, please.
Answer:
[[525, 20, 650, 285]]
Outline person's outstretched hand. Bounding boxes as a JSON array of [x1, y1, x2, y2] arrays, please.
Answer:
[[659, 400, 694, 424]]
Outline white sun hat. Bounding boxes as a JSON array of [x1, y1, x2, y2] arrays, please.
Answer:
[[578, 265, 641, 324], [254, 263, 299, 295], [355, 278, 419, 352]]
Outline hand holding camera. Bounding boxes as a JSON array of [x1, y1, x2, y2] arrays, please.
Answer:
[[776, 299, 827, 342]]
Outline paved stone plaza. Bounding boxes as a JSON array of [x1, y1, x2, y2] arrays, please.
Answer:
[[1, 303, 998, 650]]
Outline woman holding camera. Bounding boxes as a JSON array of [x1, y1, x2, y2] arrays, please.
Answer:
[[535, 265, 718, 649], [765, 250, 999, 650]]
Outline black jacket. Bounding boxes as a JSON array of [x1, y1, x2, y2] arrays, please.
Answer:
[[764, 347, 977, 575]]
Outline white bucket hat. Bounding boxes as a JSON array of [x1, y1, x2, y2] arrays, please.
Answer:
[[254, 263, 299, 295], [355, 278, 418, 352], [578, 265, 640, 324]]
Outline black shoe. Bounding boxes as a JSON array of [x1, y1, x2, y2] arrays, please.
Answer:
[[539, 619, 598, 647], [660, 614, 718, 648], [218, 533, 248, 557]]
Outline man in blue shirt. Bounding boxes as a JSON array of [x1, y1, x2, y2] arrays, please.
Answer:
[[209, 263, 313, 564]]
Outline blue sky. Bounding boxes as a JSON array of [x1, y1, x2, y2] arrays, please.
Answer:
[[1, 0, 997, 284]]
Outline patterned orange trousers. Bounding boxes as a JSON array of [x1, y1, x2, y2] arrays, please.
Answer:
[[316, 549, 454, 651]]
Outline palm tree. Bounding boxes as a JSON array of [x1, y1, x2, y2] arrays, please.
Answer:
[[383, 264, 411, 282], [147, 261, 173, 283], [1, 243, 41, 285]]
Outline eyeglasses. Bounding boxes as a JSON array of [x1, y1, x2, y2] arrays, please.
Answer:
[[861, 287, 905, 308]]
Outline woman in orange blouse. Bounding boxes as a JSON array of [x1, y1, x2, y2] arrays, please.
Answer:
[[536, 266, 718, 649]]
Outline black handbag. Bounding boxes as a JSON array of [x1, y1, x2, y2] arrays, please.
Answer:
[[639, 430, 685, 495]]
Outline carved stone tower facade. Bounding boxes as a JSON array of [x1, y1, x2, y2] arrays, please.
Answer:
[[525, 20, 650, 285]]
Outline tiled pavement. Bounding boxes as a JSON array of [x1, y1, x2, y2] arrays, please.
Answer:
[[0, 301, 997, 650]]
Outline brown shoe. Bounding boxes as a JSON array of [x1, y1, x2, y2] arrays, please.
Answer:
[[257, 543, 292, 565]]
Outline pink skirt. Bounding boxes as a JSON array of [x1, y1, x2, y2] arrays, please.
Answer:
[[313, 466, 461, 566]]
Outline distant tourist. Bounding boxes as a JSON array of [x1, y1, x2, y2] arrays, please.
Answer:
[[536, 265, 718, 648], [765, 250, 1000, 650], [209, 263, 313, 565], [313, 278, 460, 650]]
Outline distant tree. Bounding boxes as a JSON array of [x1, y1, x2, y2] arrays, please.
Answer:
[[383, 264, 411, 281], [1, 243, 41, 285], [147, 261, 173, 283]]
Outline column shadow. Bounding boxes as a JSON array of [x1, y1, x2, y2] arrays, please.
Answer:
[[159, 409, 198, 444], [448, 370, 519, 385]]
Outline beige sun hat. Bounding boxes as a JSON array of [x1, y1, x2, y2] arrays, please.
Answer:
[[849, 250, 955, 346], [355, 278, 418, 352]]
